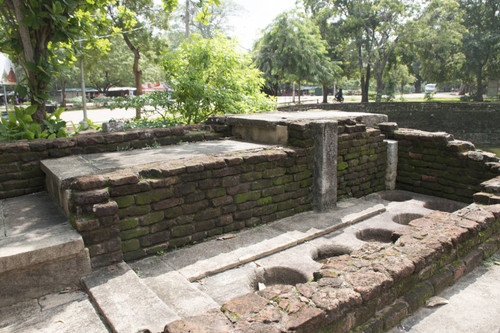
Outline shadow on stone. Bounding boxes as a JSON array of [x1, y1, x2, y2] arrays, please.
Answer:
[[253, 266, 309, 291], [392, 213, 424, 225], [424, 199, 466, 213], [356, 228, 400, 243]]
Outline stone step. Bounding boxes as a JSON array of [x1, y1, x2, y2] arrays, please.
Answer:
[[82, 262, 180, 333], [131, 257, 220, 318], [0, 193, 91, 307]]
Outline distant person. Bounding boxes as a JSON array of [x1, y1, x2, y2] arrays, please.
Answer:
[[335, 89, 344, 102]]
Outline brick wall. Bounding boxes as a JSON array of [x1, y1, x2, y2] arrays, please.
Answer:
[[279, 102, 500, 146], [380, 128, 500, 203], [0, 125, 226, 199], [337, 125, 387, 199], [67, 147, 313, 267]]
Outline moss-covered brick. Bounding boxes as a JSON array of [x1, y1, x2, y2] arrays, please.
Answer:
[[234, 190, 261, 204], [194, 207, 221, 221], [272, 175, 294, 186], [141, 211, 164, 226], [300, 178, 313, 188], [114, 195, 135, 208], [285, 182, 300, 192], [206, 188, 226, 199], [123, 249, 145, 261], [118, 205, 151, 218], [257, 196, 273, 206], [403, 282, 434, 313], [135, 188, 173, 205], [121, 239, 140, 253], [294, 170, 312, 181], [368, 154, 380, 162], [338, 161, 349, 171], [182, 200, 209, 214], [120, 227, 149, 241], [251, 179, 273, 190], [119, 217, 139, 230], [163, 206, 182, 219], [263, 168, 286, 179], [262, 185, 285, 197], [240, 171, 263, 182], [172, 224, 195, 238]]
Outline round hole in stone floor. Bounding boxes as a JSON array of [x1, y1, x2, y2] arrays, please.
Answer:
[[355, 228, 400, 243], [253, 266, 309, 291], [392, 213, 424, 225], [379, 191, 413, 202], [314, 245, 351, 264], [424, 199, 466, 213]]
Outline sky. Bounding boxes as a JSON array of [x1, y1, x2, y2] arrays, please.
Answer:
[[227, 0, 299, 51]]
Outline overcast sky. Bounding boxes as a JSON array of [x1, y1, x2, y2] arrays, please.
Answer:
[[227, 0, 299, 50]]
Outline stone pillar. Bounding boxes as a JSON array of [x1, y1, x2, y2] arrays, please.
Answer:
[[385, 140, 398, 190], [311, 121, 338, 212]]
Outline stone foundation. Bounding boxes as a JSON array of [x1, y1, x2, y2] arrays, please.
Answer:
[[164, 203, 500, 333]]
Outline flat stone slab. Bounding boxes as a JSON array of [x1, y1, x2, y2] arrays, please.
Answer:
[[0, 292, 109, 333], [221, 110, 388, 127], [0, 192, 68, 238], [41, 139, 271, 185], [82, 262, 180, 333]]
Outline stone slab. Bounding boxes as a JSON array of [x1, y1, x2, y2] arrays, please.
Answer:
[[82, 262, 180, 332], [0, 292, 109, 333], [41, 140, 272, 186], [142, 270, 220, 318], [0, 192, 68, 238], [222, 110, 388, 128]]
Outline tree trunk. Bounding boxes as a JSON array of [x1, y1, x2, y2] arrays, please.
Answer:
[[474, 69, 484, 102], [375, 74, 384, 103], [185, 0, 190, 40], [61, 80, 67, 107], [123, 34, 143, 119], [322, 84, 328, 104], [414, 76, 422, 93], [292, 82, 296, 103], [298, 82, 301, 104], [361, 65, 371, 103]]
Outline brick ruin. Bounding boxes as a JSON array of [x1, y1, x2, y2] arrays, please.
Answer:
[[1, 110, 500, 332]]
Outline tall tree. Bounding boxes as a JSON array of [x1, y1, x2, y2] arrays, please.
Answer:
[[253, 10, 336, 103], [0, 0, 110, 122], [107, 0, 177, 119], [459, 0, 499, 101], [304, 0, 413, 103]]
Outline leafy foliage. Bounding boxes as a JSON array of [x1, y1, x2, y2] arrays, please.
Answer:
[[162, 33, 274, 124], [253, 10, 338, 100], [0, 106, 67, 141], [0, 0, 112, 122]]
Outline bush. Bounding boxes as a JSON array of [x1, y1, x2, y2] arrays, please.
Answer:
[[162, 33, 275, 124], [0, 105, 68, 141]]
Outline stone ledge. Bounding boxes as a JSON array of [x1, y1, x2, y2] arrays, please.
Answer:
[[163, 204, 500, 333]]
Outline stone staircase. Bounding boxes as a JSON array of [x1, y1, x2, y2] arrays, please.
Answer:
[[0, 192, 91, 308]]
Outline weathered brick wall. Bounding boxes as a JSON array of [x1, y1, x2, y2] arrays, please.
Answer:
[[381, 127, 500, 203], [67, 147, 313, 267], [279, 102, 500, 146], [337, 125, 387, 199], [164, 204, 500, 333], [0, 125, 226, 199]]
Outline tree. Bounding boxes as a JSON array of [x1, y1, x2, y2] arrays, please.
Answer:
[[253, 10, 336, 103], [304, 0, 413, 103], [0, 0, 111, 122], [167, 0, 240, 49], [403, 0, 465, 86], [459, 0, 499, 101], [163, 33, 274, 124]]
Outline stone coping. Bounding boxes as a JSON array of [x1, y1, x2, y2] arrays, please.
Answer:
[[209, 110, 388, 128], [41, 140, 272, 188], [164, 203, 500, 333]]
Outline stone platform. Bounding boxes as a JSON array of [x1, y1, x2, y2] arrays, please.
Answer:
[[0, 192, 91, 307]]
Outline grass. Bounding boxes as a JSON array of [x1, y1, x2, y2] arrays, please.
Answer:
[[480, 147, 500, 156]]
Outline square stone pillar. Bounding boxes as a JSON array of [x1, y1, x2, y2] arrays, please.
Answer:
[[385, 140, 398, 190], [311, 121, 338, 212]]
